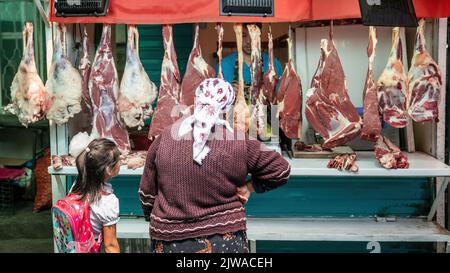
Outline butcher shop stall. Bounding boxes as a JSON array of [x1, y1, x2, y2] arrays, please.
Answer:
[[5, 0, 450, 252]]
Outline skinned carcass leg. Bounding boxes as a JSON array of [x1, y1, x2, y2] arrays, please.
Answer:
[[5, 22, 48, 127], [89, 24, 130, 154], [118, 25, 158, 130], [45, 24, 83, 125]]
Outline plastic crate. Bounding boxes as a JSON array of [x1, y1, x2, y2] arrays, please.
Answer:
[[0, 180, 14, 216], [55, 0, 109, 17]]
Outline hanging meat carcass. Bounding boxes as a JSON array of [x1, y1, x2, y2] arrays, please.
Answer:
[[45, 24, 82, 125], [361, 27, 382, 142], [247, 24, 266, 137], [233, 24, 250, 133], [374, 136, 409, 169], [180, 24, 215, 110], [216, 23, 224, 79], [407, 19, 442, 123], [305, 23, 361, 148], [262, 25, 278, 105], [148, 25, 182, 140], [5, 22, 48, 127], [277, 27, 302, 139], [118, 25, 157, 130], [79, 26, 92, 116], [377, 27, 408, 128], [89, 24, 130, 154]]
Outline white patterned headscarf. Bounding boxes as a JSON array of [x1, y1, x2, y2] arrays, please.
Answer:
[[178, 78, 235, 165]]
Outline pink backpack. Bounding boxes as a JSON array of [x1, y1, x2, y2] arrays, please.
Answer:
[[52, 193, 102, 253]]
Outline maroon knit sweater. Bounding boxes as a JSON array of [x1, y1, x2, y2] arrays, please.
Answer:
[[138, 121, 291, 241]]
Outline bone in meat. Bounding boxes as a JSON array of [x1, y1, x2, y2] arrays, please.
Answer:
[[180, 24, 215, 109], [216, 23, 224, 79], [277, 26, 303, 139], [361, 26, 382, 142], [377, 27, 408, 128], [374, 136, 409, 169], [407, 19, 442, 123], [89, 24, 131, 154], [79, 26, 92, 116], [233, 24, 250, 132]]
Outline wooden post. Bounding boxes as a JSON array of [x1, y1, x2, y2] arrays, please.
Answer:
[[434, 18, 448, 253]]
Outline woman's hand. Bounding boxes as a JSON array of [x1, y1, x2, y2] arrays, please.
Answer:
[[237, 180, 254, 205]]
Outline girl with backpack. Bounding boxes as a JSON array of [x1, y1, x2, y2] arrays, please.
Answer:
[[52, 138, 121, 253]]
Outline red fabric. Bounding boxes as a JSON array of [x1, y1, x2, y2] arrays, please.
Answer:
[[311, 0, 450, 20], [49, 0, 450, 24], [49, 0, 311, 24], [0, 168, 25, 181]]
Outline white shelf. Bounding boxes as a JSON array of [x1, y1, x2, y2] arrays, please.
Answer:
[[48, 165, 144, 176], [285, 151, 450, 177], [48, 151, 450, 178], [116, 217, 450, 242]]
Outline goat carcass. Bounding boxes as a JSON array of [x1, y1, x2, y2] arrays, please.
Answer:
[[407, 19, 442, 123], [89, 24, 130, 154], [5, 22, 48, 127], [216, 23, 224, 79], [79, 26, 92, 116], [118, 25, 157, 130]]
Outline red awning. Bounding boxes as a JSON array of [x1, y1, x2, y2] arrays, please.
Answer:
[[49, 0, 450, 24], [48, 0, 311, 24]]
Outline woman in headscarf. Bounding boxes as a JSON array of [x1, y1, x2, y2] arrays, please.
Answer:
[[139, 78, 290, 253]]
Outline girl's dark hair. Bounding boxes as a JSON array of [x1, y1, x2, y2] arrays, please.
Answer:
[[71, 138, 121, 203]]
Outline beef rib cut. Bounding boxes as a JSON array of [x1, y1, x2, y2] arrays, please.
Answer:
[[89, 24, 130, 154], [361, 26, 382, 142], [5, 22, 48, 127], [407, 19, 442, 123], [377, 27, 408, 128], [118, 25, 157, 130], [305, 24, 361, 148], [277, 27, 302, 140], [148, 25, 183, 140], [180, 24, 215, 109], [45, 24, 82, 126]]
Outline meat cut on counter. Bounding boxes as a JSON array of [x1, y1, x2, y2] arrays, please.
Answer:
[[45, 24, 83, 125], [148, 25, 182, 141], [277, 27, 302, 140], [118, 25, 157, 130], [180, 24, 215, 110], [305, 23, 361, 148], [361, 26, 382, 142], [89, 24, 131, 154], [5, 22, 48, 127], [327, 153, 359, 173], [377, 27, 408, 128], [374, 136, 409, 169], [407, 19, 442, 123]]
